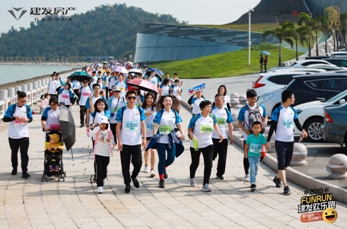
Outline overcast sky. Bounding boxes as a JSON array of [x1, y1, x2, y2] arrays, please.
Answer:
[[1, 0, 261, 34]]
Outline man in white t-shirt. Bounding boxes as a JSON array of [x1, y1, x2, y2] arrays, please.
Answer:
[[116, 90, 146, 194], [267, 89, 307, 195], [48, 74, 58, 99], [115, 74, 128, 98], [79, 80, 92, 127], [3, 91, 33, 178], [90, 71, 98, 88], [237, 89, 267, 182]]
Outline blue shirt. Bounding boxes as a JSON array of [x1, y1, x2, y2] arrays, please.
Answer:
[[246, 133, 267, 157]]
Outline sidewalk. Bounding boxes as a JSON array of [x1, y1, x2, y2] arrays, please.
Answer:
[[0, 102, 347, 228]]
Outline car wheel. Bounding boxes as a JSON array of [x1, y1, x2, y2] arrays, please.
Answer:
[[304, 117, 324, 142]]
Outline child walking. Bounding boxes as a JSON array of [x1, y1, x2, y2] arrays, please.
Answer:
[[90, 116, 115, 194], [40, 93, 49, 114], [244, 121, 269, 191]]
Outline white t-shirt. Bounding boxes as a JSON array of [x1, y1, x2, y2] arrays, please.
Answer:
[[189, 114, 216, 148], [90, 127, 114, 157], [73, 80, 81, 90], [79, 87, 91, 106], [90, 76, 98, 88], [115, 81, 127, 98], [109, 97, 126, 124], [172, 86, 182, 101], [239, 104, 266, 140], [116, 106, 145, 146], [7, 105, 30, 139], [109, 76, 117, 89], [48, 80, 58, 94], [149, 76, 158, 86], [211, 107, 232, 139], [59, 89, 71, 105], [272, 105, 298, 142], [44, 108, 60, 133], [212, 95, 230, 109], [87, 96, 103, 125], [144, 106, 156, 138], [161, 85, 170, 96], [192, 97, 206, 115], [105, 76, 111, 88], [156, 110, 176, 144]]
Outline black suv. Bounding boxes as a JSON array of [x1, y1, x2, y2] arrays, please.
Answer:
[[288, 72, 347, 106], [323, 58, 347, 67]]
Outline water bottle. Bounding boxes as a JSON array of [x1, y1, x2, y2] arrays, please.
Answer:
[[193, 137, 199, 151], [86, 128, 90, 138]]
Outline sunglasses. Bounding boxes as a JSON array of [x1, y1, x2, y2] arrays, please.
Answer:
[[127, 96, 136, 100]]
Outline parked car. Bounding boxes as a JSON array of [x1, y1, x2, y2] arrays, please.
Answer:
[[258, 72, 347, 119], [321, 100, 347, 146], [306, 64, 346, 71], [252, 72, 309, 97], [326, 51, 347, 57], [293, 89, 347, 141], [268, 66, 326, 73], [323, 57, 347, 67], [290, 59, 334, 67]]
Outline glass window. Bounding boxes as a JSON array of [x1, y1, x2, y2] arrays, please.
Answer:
[[341, 61, 347, 67]]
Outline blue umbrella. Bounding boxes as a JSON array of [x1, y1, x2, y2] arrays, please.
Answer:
[[147, 68, 164, 76], [260, 51, 271, 56]]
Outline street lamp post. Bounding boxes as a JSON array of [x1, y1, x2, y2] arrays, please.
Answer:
[[248, 8, 254, 66]]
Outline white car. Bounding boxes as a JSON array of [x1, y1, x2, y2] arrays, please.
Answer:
[[252, 72, 308, 97], [268, 67, 326, 73], [258, 89, 283, 119], [326, 51, 347, 57], [306, 64, 346, 71], [294, 89, 347, 141], [290, 59, 334, 67]]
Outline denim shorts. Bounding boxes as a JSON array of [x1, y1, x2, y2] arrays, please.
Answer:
[[275, 141, 294, 170]]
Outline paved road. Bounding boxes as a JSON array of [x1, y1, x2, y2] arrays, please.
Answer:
[[1, 85, 347, 228]]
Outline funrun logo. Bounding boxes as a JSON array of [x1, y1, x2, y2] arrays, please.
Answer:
[[8, 7, 27, 20], [298, 188, 338, 224]]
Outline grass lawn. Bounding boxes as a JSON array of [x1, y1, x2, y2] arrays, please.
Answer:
[[151, 43, 303, 79]]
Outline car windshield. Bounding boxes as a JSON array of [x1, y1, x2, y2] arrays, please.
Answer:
[[326, 89, 347, 102]]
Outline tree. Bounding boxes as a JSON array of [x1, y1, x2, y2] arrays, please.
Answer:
[[298, 12, 313, 56], [340, 12, 347, 50], [293, 26, 309, 60], [312, 19, 321, 56], [263, 21, 295, 67], [317, 15, 332, 55]]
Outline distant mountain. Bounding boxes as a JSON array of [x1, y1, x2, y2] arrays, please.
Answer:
[[0, 4, 185, 62]]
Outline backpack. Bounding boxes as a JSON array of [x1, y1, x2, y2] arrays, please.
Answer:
[[10, 104, 30, 118], [190, 113, 215, 132], [244, 104, 265, 134], [94, 129, 113, 160], [119, 105, 144, 128]]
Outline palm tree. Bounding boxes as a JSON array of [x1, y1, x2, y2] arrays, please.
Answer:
[[340, 12, 347, 50], [325, 6, 340, 51], [292, 26, 309, 60], [298, 12, 314, 56], [317, 15, 332, 55], [263, 21, 295, 67], [312, 19, 321, 56]]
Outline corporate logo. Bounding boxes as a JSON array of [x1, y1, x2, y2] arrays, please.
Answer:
[[8, 7, 27, 20]]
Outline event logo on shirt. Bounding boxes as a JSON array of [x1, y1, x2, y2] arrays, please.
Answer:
[[249, 143, 262, 153], [282, 119, 294, 129]]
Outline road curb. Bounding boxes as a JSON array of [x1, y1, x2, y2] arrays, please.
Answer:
[[181, 99, 347, 204]]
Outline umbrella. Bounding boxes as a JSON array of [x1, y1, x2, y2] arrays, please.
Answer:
[[142, 64, 149, 67], [114, 66, 128, 73], [128, 69, 143, 74], [147, 68, 164, 76], [103, 61, 108, 64], [59, 106, 76, 153], [127, 79, 159, 94], [68, 71, 92, 82], [260, 51, 271, 56]]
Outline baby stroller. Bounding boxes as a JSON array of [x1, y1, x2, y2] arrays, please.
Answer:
[[42, 131, 66, 182]]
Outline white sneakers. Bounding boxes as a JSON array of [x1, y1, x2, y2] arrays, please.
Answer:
[[244, 174, 250, 182], [150, 170, 155, 177], [144, 166, 149, 173], [190, 178, 197, 187], [97, 186, 103, 194]]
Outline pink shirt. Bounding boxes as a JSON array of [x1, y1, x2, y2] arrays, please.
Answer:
[[40, 98, 48, 108]]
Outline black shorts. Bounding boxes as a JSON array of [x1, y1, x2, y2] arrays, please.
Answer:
[[275, 141, 294, 170]]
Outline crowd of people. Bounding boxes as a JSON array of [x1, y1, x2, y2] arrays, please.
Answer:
[[4, 62, 308, 196]]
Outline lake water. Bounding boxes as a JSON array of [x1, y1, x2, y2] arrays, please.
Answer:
[[0, 65, 82, 85]]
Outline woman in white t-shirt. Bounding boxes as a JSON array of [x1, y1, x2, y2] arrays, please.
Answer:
[[212, 85, 231, 111], [142, 93, 157, 177], [160, 79, 171, 96], [153, 95, 185, 189], [188, 100, 223, 192]]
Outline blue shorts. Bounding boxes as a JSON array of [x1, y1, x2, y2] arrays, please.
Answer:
[[275, 141, 294, 170]]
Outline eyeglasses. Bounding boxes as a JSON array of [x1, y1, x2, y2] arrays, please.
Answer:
[[127, 96, 136, 100], [83, 81, 88, 83]]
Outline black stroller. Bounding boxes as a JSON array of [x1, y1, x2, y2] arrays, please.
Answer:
[[42, 131, 66, 182]]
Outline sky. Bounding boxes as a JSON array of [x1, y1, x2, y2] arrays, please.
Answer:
[[1, 0, 261, 34]]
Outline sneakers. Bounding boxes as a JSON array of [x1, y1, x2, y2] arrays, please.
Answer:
[[11, 168, 17, 175], [103, 179, 105, 186], [97, 186, 103, 194], [124, 185, 131, 193], [273, 176, 282, 188], [159, 179, 165, 188], [190, 178, 197, 187], [284, 186, 291, 195], [201, 183, 212, 192], [49, 165, 54, 172], [144, 165, 149, 173], [251, 184, 257, 191], [164, 168, 168, 179], [150, 170, 155, 177], [216, 175, 224, 180], [243, 174, 250, 182], [132, 177, 140, 188], [80, 124, 85, 128], [22, 173, 30, 179], [54, 165, 59, 172]]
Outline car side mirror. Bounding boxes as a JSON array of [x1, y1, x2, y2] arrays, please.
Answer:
[[339, 99, 346, 105]]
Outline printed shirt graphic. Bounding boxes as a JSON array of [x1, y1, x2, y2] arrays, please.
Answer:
[[42, 107, 60, 133], [211, 107, 233, 139], [189, 113, 216, 148], [246, 133, 267, 157], [154, 109, 182, 144], [237, 103, 267, 141], [271, 105, 298, 142], [161, 85, 170, 96], [144, 107, 157, 138], [116, 106, 146, 146]]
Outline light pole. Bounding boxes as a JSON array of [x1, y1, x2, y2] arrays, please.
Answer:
[[248, 8, 254, 66]]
